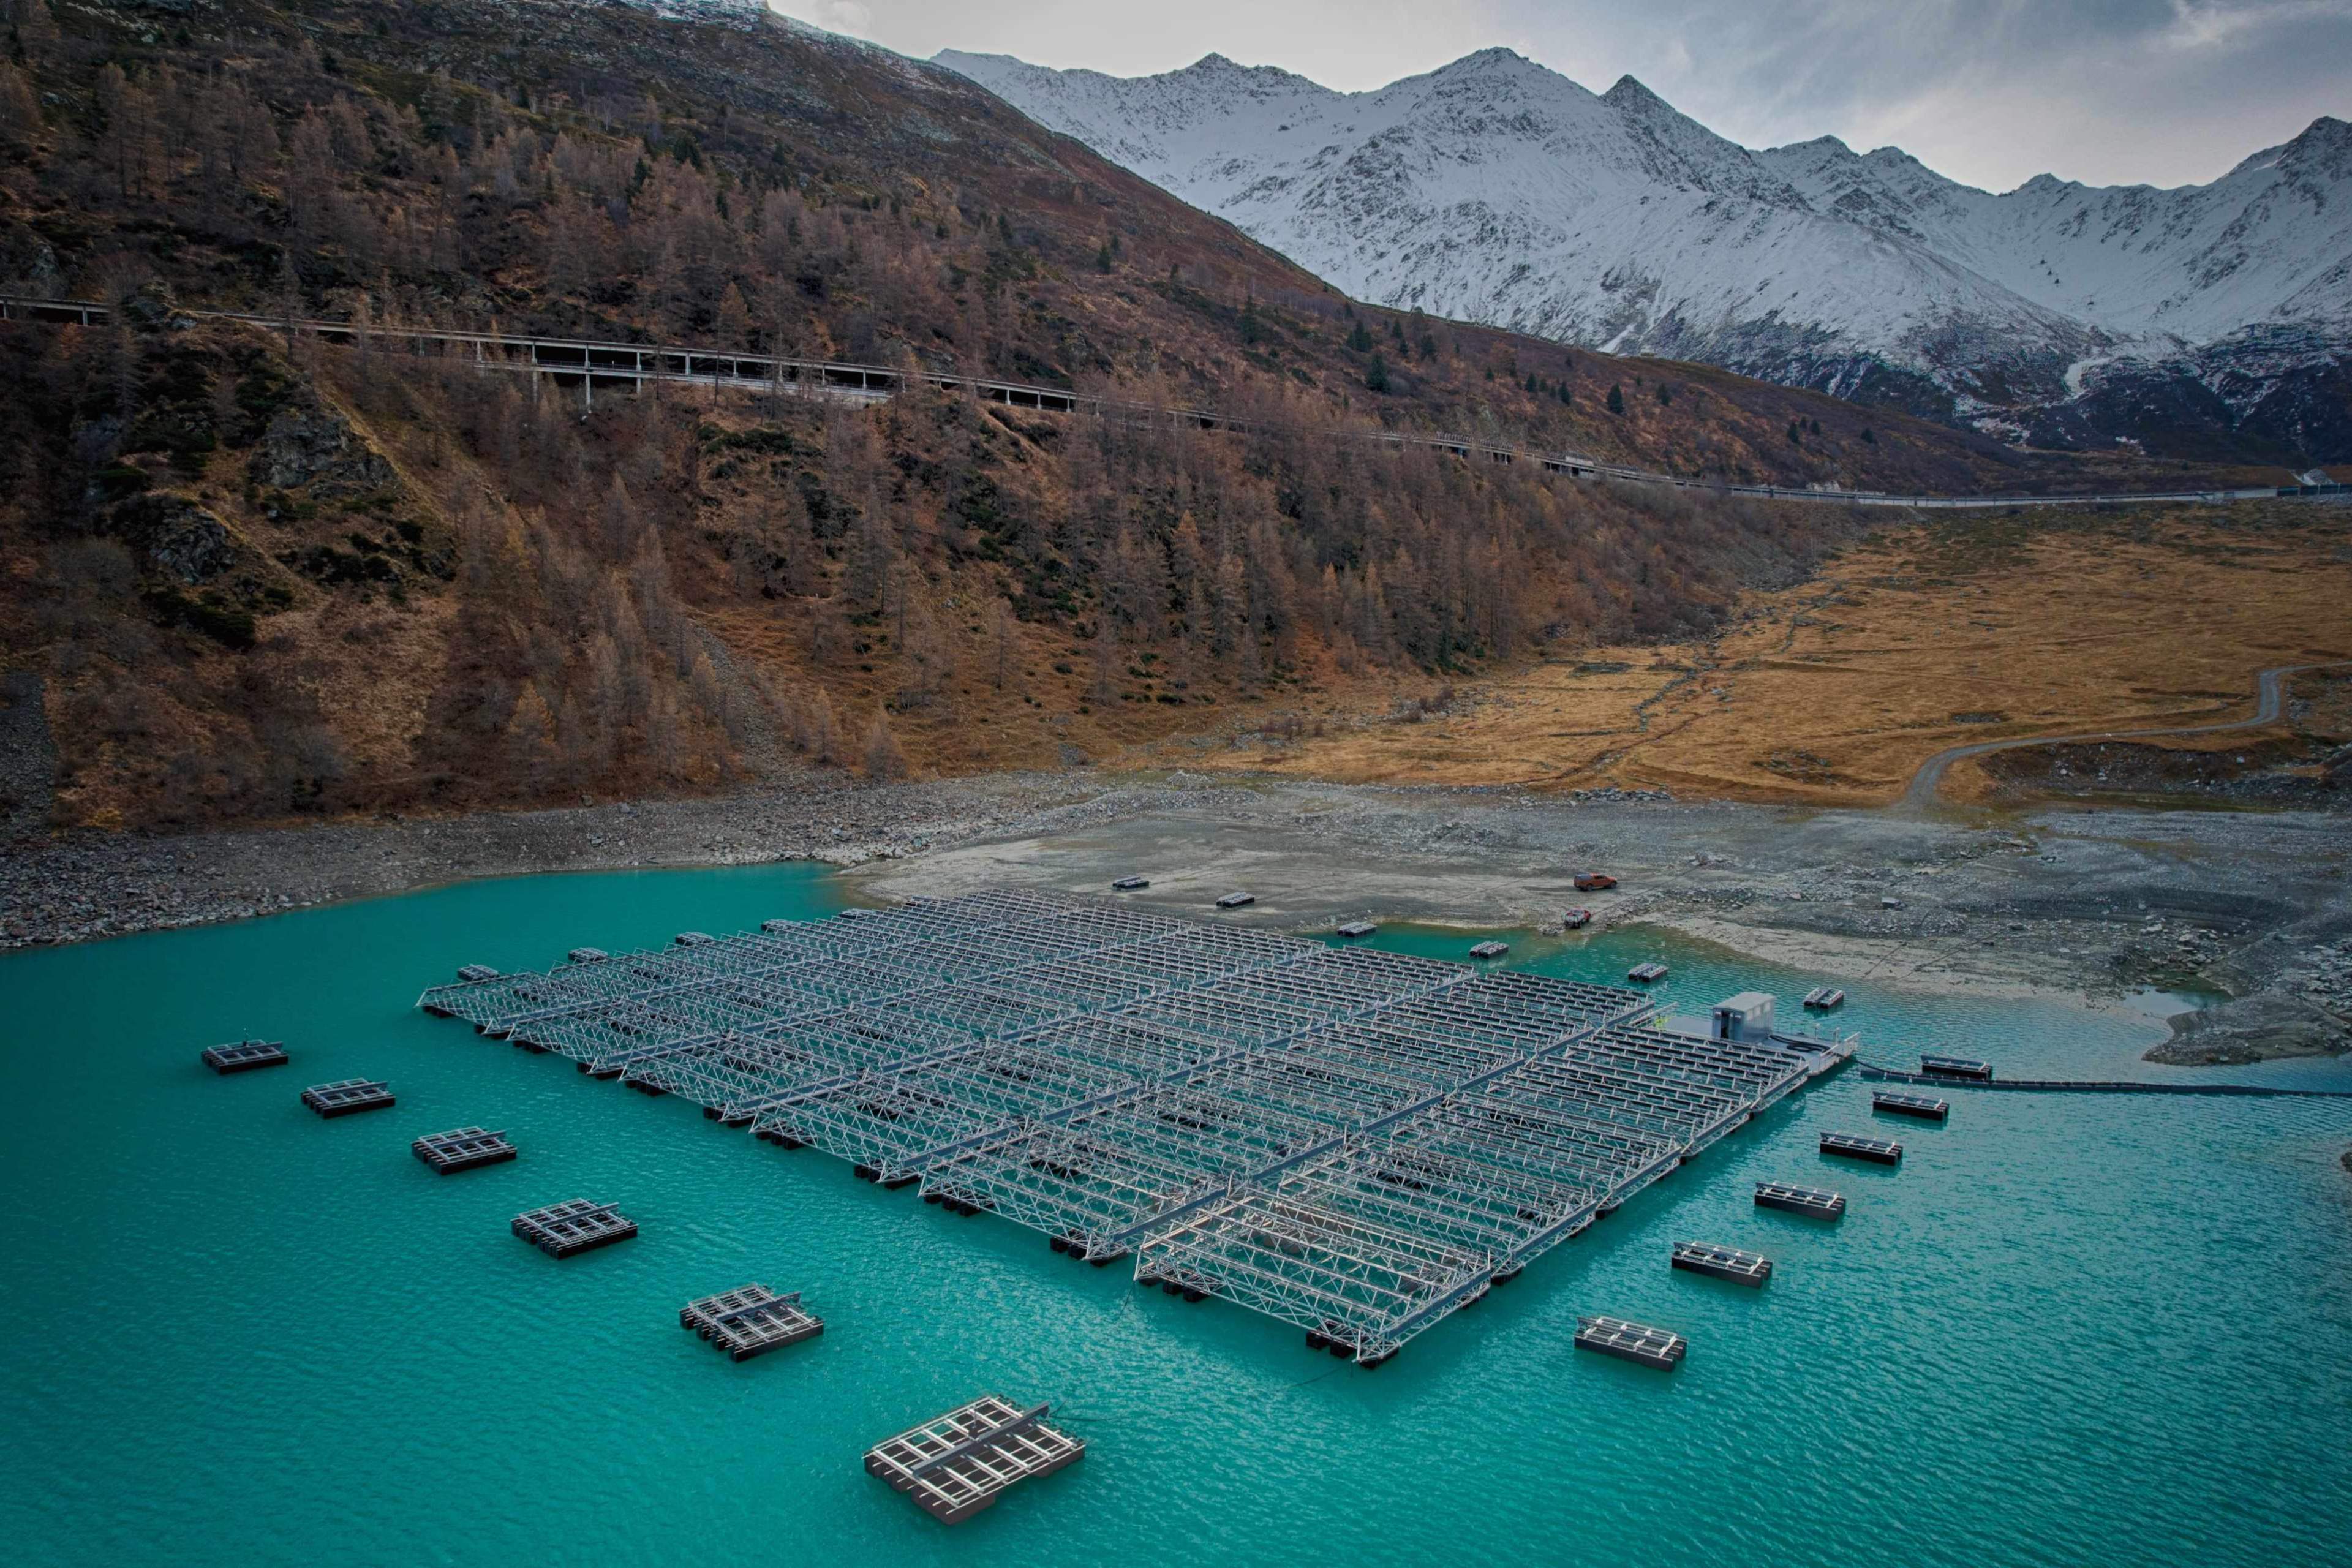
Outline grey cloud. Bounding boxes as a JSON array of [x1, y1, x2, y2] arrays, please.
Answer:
[[811, 0, 2351, 189]]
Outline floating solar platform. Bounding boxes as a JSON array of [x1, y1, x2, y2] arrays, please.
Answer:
[[1920, 1054, 1994, 1081], [1803, 986, 1845, 1009], [865, 1395, 1083, 1525], [1215, 892, 1255, 908], [512, 1198, 636, 1257], [1873, 1091, 1950, 1121], [1335, 921, 1378, 938], [1110, 876, 1149, 891], [1575, 1316, 1686, 1370], [1627, 962, 1668, 982], [301, 1079, 394, 1117], [1671, 1239, 1772, 1286], [1821, 1131, 1903, 1164], [202, 1040, 287, 1074], [415, 889, 1854, 1366], [1469, 940, 1510, 959], [680, 1284, 823, 1360], [412, 1126, 516, 1174], [1754, 1180, 1845, 1218]]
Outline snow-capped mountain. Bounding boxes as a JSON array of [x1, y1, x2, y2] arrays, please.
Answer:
[[933, 47, 2352, 459]]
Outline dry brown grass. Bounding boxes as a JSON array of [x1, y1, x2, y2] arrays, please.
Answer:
[[1160, 505, 2352, 805]]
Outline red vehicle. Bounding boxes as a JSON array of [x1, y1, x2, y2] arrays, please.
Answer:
[[1574, 873, 1618, 892], [1561, 909, 1593, 930]]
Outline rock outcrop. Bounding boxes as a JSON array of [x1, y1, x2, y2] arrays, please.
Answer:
[[249, 402, 396, 499]]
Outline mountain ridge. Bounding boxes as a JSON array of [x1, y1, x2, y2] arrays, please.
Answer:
[[934, 45, 2352, 459]]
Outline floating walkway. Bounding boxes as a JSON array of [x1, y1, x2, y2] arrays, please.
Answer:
[[301, 1079, 394, 1118], [1754, 1180, 1844, 1218], [865, 1396, 1084, 1525], [1859, 1062, 2352, 1098], [680, 1285, 823, 1360], [202, 1040, 287, 1074], [1671, 1239, 1771, 1286], [512, 1199, 636, 1257], [1575, 1316, 1686, 1370], [412, 1126, 516, 1174], [415, 888, 1853, 1365]]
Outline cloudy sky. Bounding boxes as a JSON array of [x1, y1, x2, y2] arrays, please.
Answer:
[[784, 0, 2351, 192]]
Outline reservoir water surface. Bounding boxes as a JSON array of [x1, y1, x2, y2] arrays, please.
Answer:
[[2, 864, 2347, 1567]]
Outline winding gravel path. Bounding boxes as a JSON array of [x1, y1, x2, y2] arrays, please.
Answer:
[[1902, 660, 2351, 809]]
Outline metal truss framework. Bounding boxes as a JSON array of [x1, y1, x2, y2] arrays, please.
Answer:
[[417, 889, 1850, 1363]]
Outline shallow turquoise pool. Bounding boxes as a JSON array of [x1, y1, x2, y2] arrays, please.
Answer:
[[2, 867, 2346, 1567]]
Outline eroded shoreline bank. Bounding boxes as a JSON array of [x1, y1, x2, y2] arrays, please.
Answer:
[[4, 769, 2346, 1065]]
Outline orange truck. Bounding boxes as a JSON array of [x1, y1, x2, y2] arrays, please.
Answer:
[[1574, 873, 1618, 892]]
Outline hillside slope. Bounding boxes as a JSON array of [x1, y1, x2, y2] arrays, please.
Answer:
[[0, 0, 2266, 834], [937, 47, 2352, 461]]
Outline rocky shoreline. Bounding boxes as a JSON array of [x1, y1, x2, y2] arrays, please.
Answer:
[[5, 769, 2347, 1068]]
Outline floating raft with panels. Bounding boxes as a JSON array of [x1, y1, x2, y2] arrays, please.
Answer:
[[512, 1198, 636, 1257], [202, 1039, 288, 1074], [412, 1126, 516, 1174], [1802, 986, 1846, 1010], [1575, 1316, 1686, 1370], [1671, 1239, 1772, 1286], [1335, 920, 1377, 938], [1754, 1180, 1845, 1218], [1469, 940, 1510, 959], [1920, 1054, 1994, 1081], [680, 1284, 823, 1361], [1820, 1131, 1903, 1164], [1110, 876, 1149, 891], [1214, 892, 1255, 908], [301, 1079, 394, 1118], [1627, 961, 1669, 982], [865, 1395, 1084, 1525], [1873, 1091, 1950, 1121], [413, 888, 1856, 1366]]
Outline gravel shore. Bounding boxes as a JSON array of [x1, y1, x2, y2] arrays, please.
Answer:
[[6, 767, 2346, 1065]]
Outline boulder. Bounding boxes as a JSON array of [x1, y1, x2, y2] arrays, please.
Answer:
[[248, 402, 395, 498], [104, 495, 237, 584]]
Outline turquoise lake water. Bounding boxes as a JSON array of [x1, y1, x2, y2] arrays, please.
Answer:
[[3, 865, 2349, 1567]]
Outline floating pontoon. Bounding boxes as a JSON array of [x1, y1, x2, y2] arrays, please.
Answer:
[[865, 1395, 1084, 1524], [301, 1079, 394, 1118], [511, 1198, 636, 1257], [1575, 1316, 1686, 1369], [1754, 1180, 1844, 1218], [412, 1126, 517, 1173], [680, 1284, 823, 1360], [1820, 1131, 1902, 1165], [202, 1040, 288, 1074], [1670, 1239, 1772, 1286]]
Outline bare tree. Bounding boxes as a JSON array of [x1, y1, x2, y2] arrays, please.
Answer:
[[862, 709, 907, 780]]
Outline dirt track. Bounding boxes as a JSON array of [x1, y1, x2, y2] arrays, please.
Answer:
[[1902, 660, 2352, 808]]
